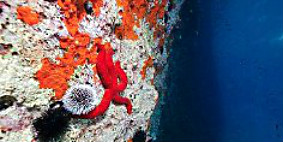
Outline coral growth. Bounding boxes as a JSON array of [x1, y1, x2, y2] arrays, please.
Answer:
[[36, 0, 94, 100], [17, 6, 40, 26], [0, 0, 182, 140], [140, 56, 154, 80], [57, 0, 84, 36], [90, 0, 103, 16], [57, 0, 103, 36], [36, 0, 131, 118], [115, 0, 168, 41]]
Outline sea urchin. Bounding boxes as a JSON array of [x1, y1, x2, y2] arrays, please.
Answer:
[[62, 84, 102, 115], [32, 102, 71, 142]]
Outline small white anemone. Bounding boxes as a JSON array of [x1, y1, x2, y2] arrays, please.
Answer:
[[62, 84, 102, 115]]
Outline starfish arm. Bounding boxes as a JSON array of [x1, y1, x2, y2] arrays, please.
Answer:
[[77, 89, 113, 119], [97, 49, 112, 88], [105, 48, 117, 86], [113, 95, 132, 114], [115, 61, 128, 92]]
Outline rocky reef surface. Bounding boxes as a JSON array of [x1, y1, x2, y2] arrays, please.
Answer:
[[0, 0, 183, 141]]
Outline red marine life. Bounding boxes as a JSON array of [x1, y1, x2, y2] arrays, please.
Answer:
[[36, 0, 132, 119], [77, 43, 132, 119], [16, 6, 40, 26], [140, 56, 154, 80]]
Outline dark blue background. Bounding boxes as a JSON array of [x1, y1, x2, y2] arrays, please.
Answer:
[[157, 0, 283, 141]]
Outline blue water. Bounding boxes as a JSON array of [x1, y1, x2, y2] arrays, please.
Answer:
[[157, 0, 283, 141]]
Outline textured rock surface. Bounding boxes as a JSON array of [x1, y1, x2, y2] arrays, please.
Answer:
[[0, 0, 182, 141]]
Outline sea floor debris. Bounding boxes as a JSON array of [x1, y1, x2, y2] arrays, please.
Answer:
[[0, 0, 183, 141]]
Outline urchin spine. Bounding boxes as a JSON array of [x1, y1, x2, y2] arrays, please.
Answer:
[[62, 84, 101, 115]]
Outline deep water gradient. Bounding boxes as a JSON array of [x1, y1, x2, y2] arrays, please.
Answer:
[[157, 0, 283, 142]]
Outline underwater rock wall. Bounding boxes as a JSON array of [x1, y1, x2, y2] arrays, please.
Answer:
[[0, 0, 183, 141]]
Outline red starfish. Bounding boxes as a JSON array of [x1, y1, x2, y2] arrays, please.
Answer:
[[77, 44, 132, 119]]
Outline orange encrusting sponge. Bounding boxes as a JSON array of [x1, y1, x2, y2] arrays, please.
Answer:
[[115, 0, 167, 41], [36, 0, 166, 100], [36, 0, 105, 100], [35, 35, 101, 100], [140, 56, 154, 80], [17, 6, 40, 26]]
